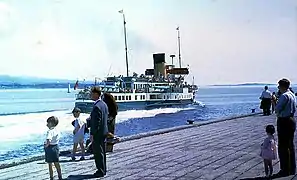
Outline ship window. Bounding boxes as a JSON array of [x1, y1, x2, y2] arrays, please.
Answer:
[[122, 96, 125, 100], [119, 96, 121, 100], [142, 95, 145, 100], [129, 96, 131, 100], [135, 95, 138, 100], [150, 94, 157, 99], [157, 94, 163, 99], [126, 96, 129, 100], [114, 96, 117, 100]]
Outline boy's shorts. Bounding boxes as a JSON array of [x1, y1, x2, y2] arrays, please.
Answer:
[[45, 144, 59, 163]]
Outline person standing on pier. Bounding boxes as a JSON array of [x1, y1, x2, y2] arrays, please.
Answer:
[[71, 107, 86, 161], [274, 78, 296, 177], [44, 116, 62, 180], [260, 125, 277, 178], [260, 86, 272, 116], [103, 92, 119, 152], [89, 87, 109, 178]]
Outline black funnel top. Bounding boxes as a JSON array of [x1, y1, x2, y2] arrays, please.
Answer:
[[153, 53, 165, 64]]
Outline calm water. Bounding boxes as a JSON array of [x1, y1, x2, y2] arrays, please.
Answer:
[[0, 85, 291, 165]]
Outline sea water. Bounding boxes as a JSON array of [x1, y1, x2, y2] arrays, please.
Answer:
[[0, 85, 290, 166]]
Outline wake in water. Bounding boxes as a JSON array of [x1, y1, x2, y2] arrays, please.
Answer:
[[0, 106, 197, 165]]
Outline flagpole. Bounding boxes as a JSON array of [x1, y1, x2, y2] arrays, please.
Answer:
[[119, 10, 129, 77], [177, 27, 182, 68]]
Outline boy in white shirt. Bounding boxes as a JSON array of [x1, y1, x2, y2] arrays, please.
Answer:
[[44, 116, 62, 180], [71, 107, 86, 161]]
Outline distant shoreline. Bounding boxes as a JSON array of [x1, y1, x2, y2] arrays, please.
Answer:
[[1, 83, 295, 89], [0, 83, 94, 89], [209, 83, 276, 87]]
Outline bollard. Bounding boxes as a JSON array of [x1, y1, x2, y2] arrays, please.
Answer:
[[251, 108, 255, 113], [187, 120, 194, 124]]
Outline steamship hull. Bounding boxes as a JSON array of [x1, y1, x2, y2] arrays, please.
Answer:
[[75, 97, 194, 113]]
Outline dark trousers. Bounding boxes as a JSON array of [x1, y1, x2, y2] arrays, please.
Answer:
[[261, 98, 271, 115], [93, 136, 106, 176], [277, 117, 296, 175]]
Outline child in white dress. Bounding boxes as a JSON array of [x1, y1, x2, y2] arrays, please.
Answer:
[[71, 107, 86, 161], [260, 125, 277, 178]]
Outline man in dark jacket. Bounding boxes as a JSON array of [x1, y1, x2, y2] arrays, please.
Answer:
[[89, 87, 108, 178]]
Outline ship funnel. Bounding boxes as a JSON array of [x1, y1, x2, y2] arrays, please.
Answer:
[[153, 53, 166, 78]]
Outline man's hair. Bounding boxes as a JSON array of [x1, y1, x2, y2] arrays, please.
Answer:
[[264, 86, 268, 90], [47, 116, 59, 127], [266, 124, 275, 135], [72, 107, 81, 113], [91, 86, 102, 96], [278, 78, 290, 89]]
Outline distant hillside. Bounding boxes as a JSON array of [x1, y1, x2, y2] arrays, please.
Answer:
[[0, 75, 94, 89], [0, 75, 73, 85], [210, 83, 275, 87]]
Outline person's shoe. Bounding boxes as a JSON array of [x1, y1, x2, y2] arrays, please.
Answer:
[[265, 174, 272, 180], [71, 157, 76, 161], [271, 171, 289, 178], [93, 171, 105, 178], [80, 156, 85, 161]]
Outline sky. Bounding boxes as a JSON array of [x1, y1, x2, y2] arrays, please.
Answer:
[[0, 0, 297, 85]]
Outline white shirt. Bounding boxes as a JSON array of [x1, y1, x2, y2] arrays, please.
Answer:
[[260, 90, 272, 99], [46, 127, 60, 145]]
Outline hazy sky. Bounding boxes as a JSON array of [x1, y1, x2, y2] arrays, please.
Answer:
[[0, 0, 297, 85]]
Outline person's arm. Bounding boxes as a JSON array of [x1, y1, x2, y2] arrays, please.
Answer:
[[44, 131, 52, 147], [275, 94, 288, 114], [86, 116, 91, 128], [90, 107, 102, 136], [259, 92, 264, 99]]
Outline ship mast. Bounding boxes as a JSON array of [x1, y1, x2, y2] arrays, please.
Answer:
[[119, 10, 129, 77], [177, 26, 182, 68]]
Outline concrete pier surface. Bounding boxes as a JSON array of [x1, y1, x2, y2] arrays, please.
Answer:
[[1, 113, 297, 180]]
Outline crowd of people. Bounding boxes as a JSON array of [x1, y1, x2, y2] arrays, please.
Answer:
[[259, 78, 296, 178], [43, 87, 119, 179]]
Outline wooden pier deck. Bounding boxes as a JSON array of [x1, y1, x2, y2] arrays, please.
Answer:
[[1, 114, 297, 180]]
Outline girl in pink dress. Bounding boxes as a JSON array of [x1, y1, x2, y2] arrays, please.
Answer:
[[260, 125, 277, 178]]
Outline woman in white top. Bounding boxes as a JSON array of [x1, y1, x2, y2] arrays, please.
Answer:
[[71, 108, 86, 161]]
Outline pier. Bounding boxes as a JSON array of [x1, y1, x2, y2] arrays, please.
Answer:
[[1, 114, 297, 180]]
